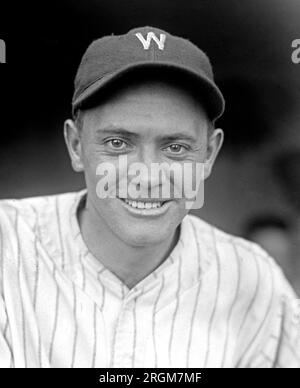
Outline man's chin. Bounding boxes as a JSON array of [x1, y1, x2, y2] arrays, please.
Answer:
[[95, 197, 185, 247], [119, 227, 173, 248]]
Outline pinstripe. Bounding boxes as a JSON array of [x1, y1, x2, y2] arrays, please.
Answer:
[[220, 240, 241, 367], [258, 351, 274, 366], [101, 286, 106, 311], [33, 207, 42, 367], [190, 221, 201, 279], [237, 246, 260, 338], [1, 226, 7, 336], [131, 297, 138, 367], [235, 240, 271, 261], [0, 225, 13, 367], [80, 254, 86, 291], [32, 209, 39, 310], [282, 327, 291, 341], [3, 317, 9, 339], [186, 221, 202, 367], [273, 306, 285, 367], [15, 210, 28, 368], [168, 255, 182, 364], [55, 197, 65, 270], [33, 258, 40, 311], [48, 266, 60, 363], [179, 238, 184, 249], [110, 328, 117, 367], [104, 270, 119, 366], [283, 340, 300, 360], [110, 311, 121, 367], [48, 199, 64, 363], [91, 303, 97, 368], [203, 228, 221, 367], [37, 330, 42, 368], [0, 229, 5, 307], [0, 224, 3, 281], [274, 362, 286, 369], [97, 272, 106, 311], [31, 206, 43, 367], [186, 281, 201, 367], [236, 256, 275, 367], [262, 351, 275, 364], [0, 226, 6, 328], [271, 333, 279, 341], [121, 284, 126, 299], [98, 267, 106, 277], [74, 231, 81, 240], [152, 275, 165, 367], [281, 328, 299, 360], [275, 362, 285, 368], [71, 283, 78, 368], [4, 317, 12, 367]]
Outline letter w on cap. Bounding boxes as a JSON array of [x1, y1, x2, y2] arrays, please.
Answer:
[[135, 32, 166, 51]]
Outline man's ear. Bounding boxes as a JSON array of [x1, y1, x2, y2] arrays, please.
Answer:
[[64, 119, 84, 172], [204, 128, 224, 179]]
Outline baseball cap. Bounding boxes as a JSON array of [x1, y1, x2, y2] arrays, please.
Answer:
[[72, 26, 225, 121]]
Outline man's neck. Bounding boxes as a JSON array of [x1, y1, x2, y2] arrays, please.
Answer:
[[77, 198, 180, 289]]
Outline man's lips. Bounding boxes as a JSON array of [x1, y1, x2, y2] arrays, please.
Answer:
[[117, 196, 173, 215], [118, 197, 170, 203]]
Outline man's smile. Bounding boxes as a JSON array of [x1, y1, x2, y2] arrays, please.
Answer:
[[117, 196, 173, 217]]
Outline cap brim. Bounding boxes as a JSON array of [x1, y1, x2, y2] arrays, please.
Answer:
[[72, 62, 225, 121]]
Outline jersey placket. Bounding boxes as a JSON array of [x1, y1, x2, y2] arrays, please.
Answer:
[[110, 286, 149, 368]]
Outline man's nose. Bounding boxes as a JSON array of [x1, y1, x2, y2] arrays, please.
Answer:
[[131, 149, 162, 196]]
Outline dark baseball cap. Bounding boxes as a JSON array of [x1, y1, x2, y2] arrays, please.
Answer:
[[72, 26, 225, 121]]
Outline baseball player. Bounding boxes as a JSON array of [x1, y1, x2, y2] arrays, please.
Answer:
[[0, 27, 299, 368]]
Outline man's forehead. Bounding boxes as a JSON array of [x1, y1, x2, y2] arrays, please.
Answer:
[[84, 84, 208, 134], [84, 75, 209, 120]]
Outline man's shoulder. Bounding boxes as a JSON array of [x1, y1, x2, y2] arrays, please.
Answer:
[[0, 190, 85, 243], [185, 214, 296, 299], [186, 213, 272, 258], [0, 190, 83, 221], [185, 213, 262, 254]]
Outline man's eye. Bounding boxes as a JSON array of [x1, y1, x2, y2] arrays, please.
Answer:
[[107, 139, 127, 149], [164, 144, 186, 154]]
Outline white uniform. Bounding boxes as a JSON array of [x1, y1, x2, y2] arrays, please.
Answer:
[[0, 190, 299, 368]]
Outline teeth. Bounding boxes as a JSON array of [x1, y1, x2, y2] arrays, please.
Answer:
[[123, 199, 163, 209]]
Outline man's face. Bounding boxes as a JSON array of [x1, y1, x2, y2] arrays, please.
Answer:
[[67, 81, 222, 247]]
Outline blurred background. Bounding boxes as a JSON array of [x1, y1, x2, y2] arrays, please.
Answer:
[[1, 0, 300, 294]]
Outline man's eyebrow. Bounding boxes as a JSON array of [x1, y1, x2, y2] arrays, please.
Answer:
[[157, 133, 198, 143], [95, 128, 198, 142], [95, 127, 140, 139]]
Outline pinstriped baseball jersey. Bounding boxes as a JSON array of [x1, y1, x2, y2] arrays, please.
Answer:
[[0, 190, 299, 368]]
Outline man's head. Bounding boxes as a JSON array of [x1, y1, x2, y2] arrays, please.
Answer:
[[64, 27, 225, 247]]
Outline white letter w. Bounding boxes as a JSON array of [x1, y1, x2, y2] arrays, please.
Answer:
[[135, 32, 166, 50]]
